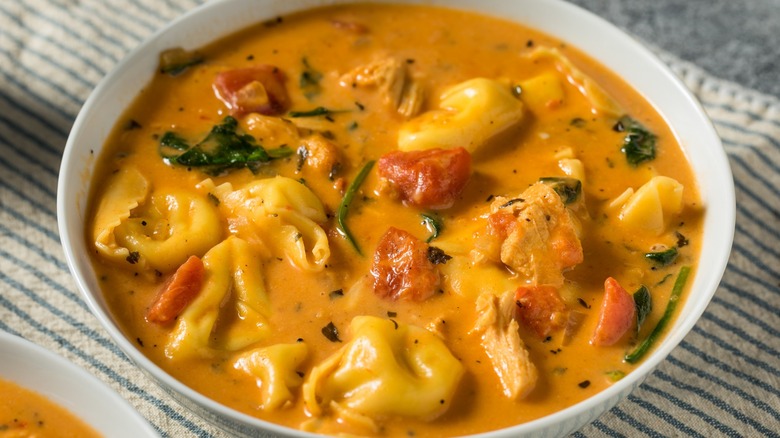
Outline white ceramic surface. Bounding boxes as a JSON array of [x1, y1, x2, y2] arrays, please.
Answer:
[[0, 331, 159, 437], [57, 0, 735, 436]]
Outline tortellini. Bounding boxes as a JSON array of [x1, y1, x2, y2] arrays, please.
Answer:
[[303, 316, 464, 426], [92, 167, 149, 265], [92, 166, 222, 273], [199, 176, 330, 272], [166, 236, 271, 360], [526, 47, 624, 117], [234, 342, 309, 411], [517, 72, 566, 114], [397, 78, 524, 153], [617, 176, 684, 235]]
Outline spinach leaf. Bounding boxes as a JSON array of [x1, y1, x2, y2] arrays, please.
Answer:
[[420, 213, 442, 243], [645, 247, 678, 266], [616, 116, 656, 166], [159, 47, 204, 76], [625, 266, 690, 363], [539, 177, 582, 204], [289, 106, 331, 117], [633, 285, 652, 336], [336, 160, 375, 255], [299, 57, 323, 100], [159, 116, 292, 174]]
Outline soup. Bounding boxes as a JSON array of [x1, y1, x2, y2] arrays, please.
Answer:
[[85, 3, 702, 436], [0, 378, 101, 438]]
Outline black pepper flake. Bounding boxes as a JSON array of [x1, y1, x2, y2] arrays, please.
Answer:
[[427, 246, 452, 265], [675, 231, 689, 248], [406, 58, 415, 64], [126, 251, 140, 264], [526, 39, 534, 47], [296, 371, 304, 378], [516, 300, 524, 309], [390, 319, 399, 330], [577, 298, 591, 309], [500, 198, 525, 208], [329, 289, 344, 299], [578, 380, 591, 388], [264, 16, 283, 27], [136, 337, 144, 347], [387, 311, 397, 318], [296, 338, 304, 343], [612, 120, 625, 132], [440, 399, 445, 404], [543, 336, 552, 343], [321, 322, 342, 342], [141, 220, 147, 226], [485, 194, 494, 202], [246, 54, 255, 61], [125, 119, 142, 130], [355, 101, 365, 111], [207, 192, 220, 206]]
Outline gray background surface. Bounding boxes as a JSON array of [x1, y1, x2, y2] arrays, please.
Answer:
[[569, 0, 780, 99]]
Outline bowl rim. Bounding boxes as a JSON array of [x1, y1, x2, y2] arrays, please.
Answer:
[[0, 331, 160, 437], [57, 0, 735, 436]]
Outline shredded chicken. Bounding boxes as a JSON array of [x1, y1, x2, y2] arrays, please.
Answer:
[[473, 290, 538, 400], [300, 134, 342, 178], [479, 182, 583, 287], [340, 56, 424, 118]]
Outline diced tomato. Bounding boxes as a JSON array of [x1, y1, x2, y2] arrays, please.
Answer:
[[370, 227, 440, 301], [590, 277, 636, 346], [146, 255, 205, 324], [377, 147, 471, 210], [213, 66, 290, 116], [514, 285, 569, 338]]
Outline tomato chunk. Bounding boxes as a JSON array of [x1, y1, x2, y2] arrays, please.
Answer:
[[514, 285, 569, 338], [378, 147, 471, 210], [590, 277, 636, 346], [146, 255, 205, 324], [213, 66, 290, 116], [370, 227, 440, 301]]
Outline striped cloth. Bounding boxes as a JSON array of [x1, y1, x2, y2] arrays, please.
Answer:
[[1, 1, 778, 437]]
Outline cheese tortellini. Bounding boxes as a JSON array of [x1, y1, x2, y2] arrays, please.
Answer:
[[398, 78, 524, 153], [166, 236, 271, 359], [234, 342, 309, 411], [616, 176, 684, 235], [92, 166, 222, 273], [526, 47, 624, 117], [303, 316, 464, 427], [200, 176, 331, 272]]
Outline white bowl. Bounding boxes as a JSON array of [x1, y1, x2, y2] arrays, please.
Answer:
[[0, 331, 159, 437], [57, 0, 735, 436]]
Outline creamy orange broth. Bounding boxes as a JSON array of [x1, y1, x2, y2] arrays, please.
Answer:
[[86, 4, 702, 436], [0, 378, 101, 437]]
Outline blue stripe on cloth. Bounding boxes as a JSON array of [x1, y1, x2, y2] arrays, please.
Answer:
[[0, 293, 214, 438], [0, 161, 57, 214], [610, 406, 666, 438], [0, 46, 85, 107], [730, 153, 780, 200], [625, 393, 705, 438], [0, 121, 61, 175], [0, 69, 76, 123], [654, 371, 779, 437], [704, 100, 780, 128], [47, 0, 151, 43], [710, 292, 780, 348], [0, 201, 59, 243], [0, 323, 23, 337], [702, 311, 780, 359], [713, 115, 780, 153], [0, 223, 67, 271], [691, 325, 780, 379], [0, 89, 70, 139], [668, 352, 780, 420], [640, 382, 741, 437], [0, 2, 122, 62], [736, 221, 780, 260], [590, 420, 628, 438]]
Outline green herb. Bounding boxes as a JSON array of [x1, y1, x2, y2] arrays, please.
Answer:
[[336, 160, 375, 255], [289, 106, 331, 117], [328, 289, 344, 300], [500, 197, 525, 208], [427, 247, 452, 265], [539, 177, 582, 204], [617, 116, 656, 166], [605, 370, 626, 382], [321, 322, 342, 343], [625, 266, 690, 363], [299, 57, 323, 99], [645, 247, 678, 266], [159, 116, 292, 174], [633, 285, 652, 336], [159, 47, 204, 76], [420, 213, 442, 243]]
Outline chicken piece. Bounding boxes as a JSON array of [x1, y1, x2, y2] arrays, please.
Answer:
[[370, 227, 441, 301], [473, 290, 538, 400], [299, 133, 343, 179], [480, 182, 583, 287], [340, 56, 424, 118]]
